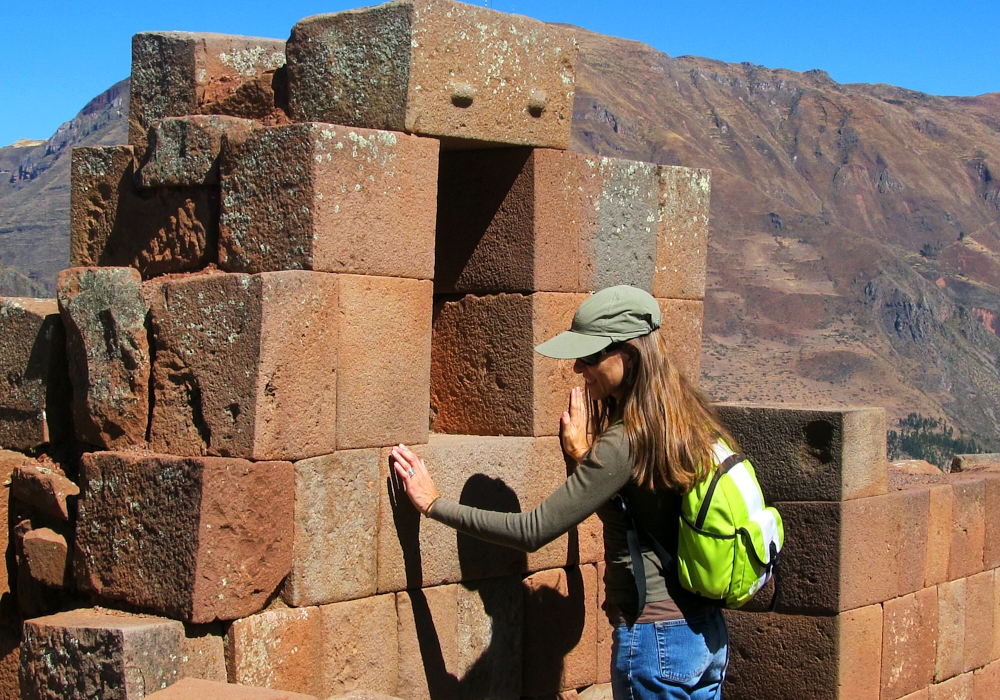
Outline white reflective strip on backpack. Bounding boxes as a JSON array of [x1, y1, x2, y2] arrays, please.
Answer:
[[728, 463, 763, 515], [750, 508, 781, 591]]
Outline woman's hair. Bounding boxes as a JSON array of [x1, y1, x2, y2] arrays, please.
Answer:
[[587, 330, 736, 494]]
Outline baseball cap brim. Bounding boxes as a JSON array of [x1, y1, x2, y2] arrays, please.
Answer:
[[534, 331, 612, 360]]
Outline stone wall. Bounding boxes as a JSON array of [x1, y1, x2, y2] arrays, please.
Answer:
[[0, 1, 989, 699]]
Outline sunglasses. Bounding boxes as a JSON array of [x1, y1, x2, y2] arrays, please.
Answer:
[[578, 342, 624, 367]]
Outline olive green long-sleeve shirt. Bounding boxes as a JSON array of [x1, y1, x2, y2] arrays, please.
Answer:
[[429, 423, 702, 618]]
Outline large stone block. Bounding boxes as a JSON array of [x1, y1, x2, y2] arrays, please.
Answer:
[[180, 624, 228, 684], [595, 562, 612, 686], [286, 1, 577, 148], [283, 449, 381, 607], [138, 116, 256, 187], [973, 661, 1000, 700], [70, 146, 218, 278], [10, 463, 79, 521], [657, 298, 704, 385], [0, 298, 71, 451], [396, 577, 523, 700], [57, 267, 150, 448], [654, 167, 711, 300], [430, 292, 585, 437], [722, 611, 838, 700], [934, 578, 968, 683], [938, 578, 967, 682], [22, 528, 70, 588], [714, 404, 888, 502], [950, 477, 986, 580], [320, 594, 399, 697], [71, 147, 216, 272], [522, 566, 598, 695], [926, 484, 954, 587], [219, 124, 438, 278], [882, 588, 939, 700], [145, 678, 318, 699], [75, 452, 293, 623], [839, 604, 883, 700], [129, 32, 287, 152], [983, 474, 1000, 570], [226, 607, 323, 697], [965, 571, 994, 673], [337, 275, 432, 449], [377, 435, 576, 592], [19, 609, 184, 700], [148, 271, 338, 461], [0, 451, 29, 599], [775, 487, 928, 614], [434, 149, 658, 294]]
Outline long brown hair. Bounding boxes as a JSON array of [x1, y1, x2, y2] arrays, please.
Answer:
[[587, 330, 735, 494]]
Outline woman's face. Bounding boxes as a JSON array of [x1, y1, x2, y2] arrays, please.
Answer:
[[574, 348, 630, 401]]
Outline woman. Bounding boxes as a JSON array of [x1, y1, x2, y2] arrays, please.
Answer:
[[392, 285, 734, 700]]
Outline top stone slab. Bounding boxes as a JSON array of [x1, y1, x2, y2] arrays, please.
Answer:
[[286, 0, 578, 148]]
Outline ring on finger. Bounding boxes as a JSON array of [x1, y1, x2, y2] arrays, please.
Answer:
[[407, 467, 415, 477]]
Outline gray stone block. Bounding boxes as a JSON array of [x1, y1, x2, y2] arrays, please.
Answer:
[[714, 403, 887, 502]]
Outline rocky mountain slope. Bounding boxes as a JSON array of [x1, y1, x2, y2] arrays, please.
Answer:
[[570, 30, 1000, 447], [2, 29, 999, 447], [0, 78, 128, 296]]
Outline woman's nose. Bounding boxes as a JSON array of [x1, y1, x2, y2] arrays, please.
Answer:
[[573, 359, 585, 374]]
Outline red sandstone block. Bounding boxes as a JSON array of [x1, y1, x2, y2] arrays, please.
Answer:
[[320, 594, 399, 697], [899, 692, 930, 700], [657, 298, 704, 385], [973, 660, 1000, 700], [130, 32, 287, 152], [20, 609, 185, 700], [180, 625, 228, 683], [840, 604, 883, 700], [396, 578, 523, 700], [965, 571, 995, 673], [775, 488, 928, 614], [982, 475, 1000, 570], [0, 451, 28, 598], [75, 452, 293, 623], [138, 116, 257, 187], [927, 485, 955, 587], [226, 607, 323, 697], [148, 271, 338, 461], [377, 435, 573, 592], [522, 566, 598, 695], [70, 146, 218, 278], [10, 463, 80, 521], [595, 562, 613, 686], [283, 449, 381, 607], [0, 298, 71, 451], [929, 673, 974, 700], [882, 588, 939, 700], [0, 624, 19, 700], [938, 578, 967, 682], [57, 267, 150, 448], [337, 275, 431, 449], [950, 477, 986, 580], [286, 2, 577, 148], [435, 149, 659, 295], [145, 677, 319, 699], [430, 293, 585, 437], [722, 611, 838, 700], [714, 404, 888, 502], [22, 528, 70, 588], [994, 571, 1000, 664], [218, 124, 438, 278], [655, 166, 711, 300]]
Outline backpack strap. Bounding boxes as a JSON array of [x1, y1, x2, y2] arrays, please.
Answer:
[[613, 494, 677, 619], [695, 453, 745, 530]]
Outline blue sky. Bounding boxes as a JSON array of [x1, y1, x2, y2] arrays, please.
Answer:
[[1, 0, 997, 148]]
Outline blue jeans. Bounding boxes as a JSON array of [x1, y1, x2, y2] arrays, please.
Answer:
[[611, 608, 729, 700]]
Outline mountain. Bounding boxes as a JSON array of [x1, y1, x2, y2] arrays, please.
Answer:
[[570, 30, 1000, 448], [2, 30, 999, 447], [0, 78, 129, 295]]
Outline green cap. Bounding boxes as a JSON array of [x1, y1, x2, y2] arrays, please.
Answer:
[[534, 285, 661, 359]]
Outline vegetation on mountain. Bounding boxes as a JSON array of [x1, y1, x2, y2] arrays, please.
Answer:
[[887, 412, 983, 467]]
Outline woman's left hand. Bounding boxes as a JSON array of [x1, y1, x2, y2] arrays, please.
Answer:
[[391, 444, 441, 515]]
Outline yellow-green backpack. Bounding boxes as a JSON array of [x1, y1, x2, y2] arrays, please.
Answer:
[[615, 441, 784, 612]]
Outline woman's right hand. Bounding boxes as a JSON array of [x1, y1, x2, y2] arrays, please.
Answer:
[[391, 444, 441, 515], [560, 386, 590, 464]]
